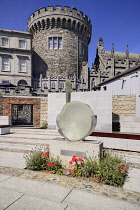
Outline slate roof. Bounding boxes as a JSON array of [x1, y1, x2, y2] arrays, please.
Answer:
[[104, 51, 140, 61], [98, 64, 140, 86]]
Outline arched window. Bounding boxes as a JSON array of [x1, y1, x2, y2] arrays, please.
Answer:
[[57, 18, 61, 28], [46, 18, 50, 29], [51, 18, 55, 28], [41, 19, 45, 29], [18, 80, 28, 90], [59, 82, 64, 89], [91, 78, 95, 87], [51, 82, 55, 89], [62, 18, 66, 28], [67, 19, 71, 29], [72, 20, 76, 31]]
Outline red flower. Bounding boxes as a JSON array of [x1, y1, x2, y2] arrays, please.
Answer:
[[77, 158, 83, 162], [47, 163, 52, 166], [118, 165, 127, 172], [94, 178, 99, 181], [68, 169, 77, 173], [72, 156, 77, 162], [71, 169, 77, 172], [53, 162, 58, 165], [44, 152, 49, 156], [69, 160, 73, 165]]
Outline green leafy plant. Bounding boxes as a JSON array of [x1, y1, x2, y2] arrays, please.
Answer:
[[68, 151, 128, 187], [24, 147, 63, 174]]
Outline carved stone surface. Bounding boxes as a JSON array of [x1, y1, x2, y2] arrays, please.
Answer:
[[56, 101, 97, 141]]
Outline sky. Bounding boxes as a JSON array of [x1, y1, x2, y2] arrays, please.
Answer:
[[0, 0, 140, 68]]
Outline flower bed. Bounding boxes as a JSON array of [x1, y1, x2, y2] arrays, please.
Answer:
[[24, 147, 128, 187]]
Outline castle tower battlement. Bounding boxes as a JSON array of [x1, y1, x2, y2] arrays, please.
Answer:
[[28, 6, 92, 44], [28, 6, 92, 88]]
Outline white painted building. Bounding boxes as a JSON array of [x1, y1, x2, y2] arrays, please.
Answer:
[[99, 64, 140, 117], [99, 64, 140, 96]]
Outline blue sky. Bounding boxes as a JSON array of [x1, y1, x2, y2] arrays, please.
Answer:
[[0, 0, 140, 68]]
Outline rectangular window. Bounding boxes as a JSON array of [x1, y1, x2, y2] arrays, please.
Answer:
[[19, 40, 26, 49], [58, 37, 62, 49], [48, 38, 53, 49], [19, 59, 26, 72], [2, 57, 10, 71], [2, 38, 9, 47], [48, 37, 62, 49], [53, 37, 57, 49]]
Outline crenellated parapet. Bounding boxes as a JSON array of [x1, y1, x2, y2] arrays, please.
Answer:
[[28, 6, 92, 43]]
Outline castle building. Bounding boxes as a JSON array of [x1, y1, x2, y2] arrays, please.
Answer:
[[90, 38, 140, 90], [28, 6, 92, 91], [0, 7, 140, 94]]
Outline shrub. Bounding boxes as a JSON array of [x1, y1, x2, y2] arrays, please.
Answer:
[[68, 151, 128, 187], [24, 147, 63, 174]]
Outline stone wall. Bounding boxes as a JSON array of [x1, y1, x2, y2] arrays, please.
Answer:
[[112, 95, 136, 117], [40, 97, 48, 127], [112, 95, 136, 131]]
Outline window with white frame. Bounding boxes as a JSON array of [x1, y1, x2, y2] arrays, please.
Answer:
[[2, 57, 10, 71], [48, 37, 62, 49], [19, 40, 26, 49], [19, 59, 26, 72], [2, 38, 9, 47]]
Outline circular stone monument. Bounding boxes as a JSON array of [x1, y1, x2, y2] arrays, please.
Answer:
[[56, 101, 97, 141]]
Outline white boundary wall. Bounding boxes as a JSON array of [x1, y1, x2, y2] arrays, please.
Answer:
[[48, 91, 112, 132]]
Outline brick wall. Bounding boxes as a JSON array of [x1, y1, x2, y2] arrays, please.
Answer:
[[3, 97, 41, 127], [0, 94, 3, 116]]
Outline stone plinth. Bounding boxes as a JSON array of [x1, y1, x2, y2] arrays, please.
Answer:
[[49, 139, 103, 168]]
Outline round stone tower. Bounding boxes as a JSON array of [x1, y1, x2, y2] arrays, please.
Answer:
[[28, 6, 92, 82]]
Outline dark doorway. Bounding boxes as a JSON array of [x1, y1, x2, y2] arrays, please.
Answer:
[[12, 104, 33, 126]]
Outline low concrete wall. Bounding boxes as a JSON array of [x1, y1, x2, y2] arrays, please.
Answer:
[[120, 116, 140, 133], [0, 116, 11, 126], [48, 91, 112, 132], [86, 136, 140, 152]]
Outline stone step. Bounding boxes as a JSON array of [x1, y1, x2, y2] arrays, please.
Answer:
[[0, 133, 61, 140], [0, 142, 48, 152]]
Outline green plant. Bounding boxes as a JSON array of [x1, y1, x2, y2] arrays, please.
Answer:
[[68, 151, 128, 187], [97, 151, 127, 187], [15, 88, 20, 92], [68, 156, 84, 176], [24, 147, 63, 174]]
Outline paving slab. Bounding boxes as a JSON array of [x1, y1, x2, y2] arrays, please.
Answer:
[[0, 176, 72, 203], [64, 189, 140, 210], [6, 195, 67, 210], [0, 188, 23, 210], [0, 151, 25, 169], [123, 168, 140, 193], [0, 174, 11, 183]]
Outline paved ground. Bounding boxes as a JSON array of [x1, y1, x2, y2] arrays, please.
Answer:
[[0, 128, 140, 210]]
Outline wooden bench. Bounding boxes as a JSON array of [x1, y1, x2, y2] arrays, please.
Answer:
[[0, 125, 10, 135]]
